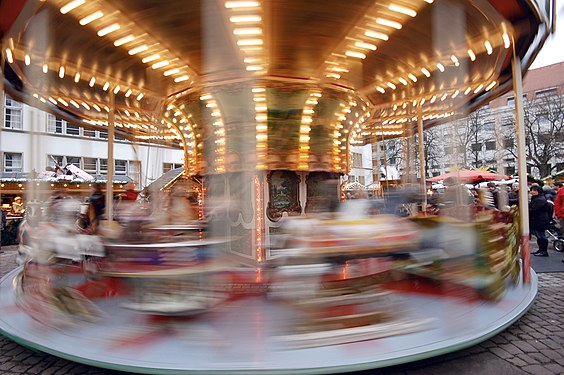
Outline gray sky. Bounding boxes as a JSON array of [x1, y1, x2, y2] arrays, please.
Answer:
[[530, 0, 564, 69]]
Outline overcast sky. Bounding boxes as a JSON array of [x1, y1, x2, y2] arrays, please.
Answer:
[[530, 0, 564, 69]]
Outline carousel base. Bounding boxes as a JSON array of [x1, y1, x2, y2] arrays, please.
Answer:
[[0, 267, 537, 375]]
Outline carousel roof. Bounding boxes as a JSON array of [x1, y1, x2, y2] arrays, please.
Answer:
[[0, 0, 553, 175]]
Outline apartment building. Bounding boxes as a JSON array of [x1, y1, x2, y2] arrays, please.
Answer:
[[1, 91, 184, 188]]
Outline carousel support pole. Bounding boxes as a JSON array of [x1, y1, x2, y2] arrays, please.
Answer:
[[417, 104, 427, 212], [380, 125, 389, 191], [512, 55, 530, 283], [106, 91, 115, 222]]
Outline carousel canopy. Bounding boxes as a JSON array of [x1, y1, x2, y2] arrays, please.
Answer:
[[1, 0, 553, 175]]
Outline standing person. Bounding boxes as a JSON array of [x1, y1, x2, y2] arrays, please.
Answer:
[[89, 183, 105, 223], [0, 208, 6, 252], [529, 185, 551, 257], [553, 181, 564, 236], [487, 182, 499, 209], [12, 196, 25, 215], [542, 184, 556, 202], [508, 183, 519, 206], [122, 181, 139, 201]]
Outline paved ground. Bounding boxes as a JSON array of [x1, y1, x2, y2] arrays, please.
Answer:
[[1, 245, 563, 375]]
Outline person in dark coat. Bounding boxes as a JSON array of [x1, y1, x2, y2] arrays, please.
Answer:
[[89, 183, 105, 221], [508, 183, 519, 206], [529, 185, 551, 257]]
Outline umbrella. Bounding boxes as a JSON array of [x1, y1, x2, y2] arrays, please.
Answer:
[[426, 169, 510, 183]]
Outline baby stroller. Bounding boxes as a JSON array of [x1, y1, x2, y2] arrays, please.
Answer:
[[546, 220, 564, 252]]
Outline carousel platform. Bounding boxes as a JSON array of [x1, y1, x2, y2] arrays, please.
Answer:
[[0, 267, 537, 374]]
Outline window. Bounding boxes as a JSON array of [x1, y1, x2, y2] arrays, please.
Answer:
[[485, 141, 496, 151], [83, 157, 97, 173], [129, 160, 141, 184], [504, 138, 514, 148], [4, 152, 22, 172], [351, 152, 362, 168], [66, 156, 80, 166], [115, 159, 127, 175], [163, 162, 183, 173], [505, 166, 515, 176], [49, 155, 64, 166], [47, 114, 64, 133], [99, 159, 108, 174], [483, 121, 494, 131], [66, 123, 80, 136], [504, 158, 515, 163], [358, 176, 365, 185], [99, 131, 108, 139], [83, 128, 96, 138], [535, 88, 557, 98], [471, 143, 482, 152], [4, 95, 23, 129]]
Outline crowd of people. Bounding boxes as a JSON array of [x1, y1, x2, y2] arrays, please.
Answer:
[[431, 178, 564, 261]]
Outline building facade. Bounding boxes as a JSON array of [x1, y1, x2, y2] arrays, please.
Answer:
[[1, 91, 184, 188], [378, 62, 564, 180]]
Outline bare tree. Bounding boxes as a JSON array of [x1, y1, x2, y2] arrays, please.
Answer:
[[413, 127, 444, 178], [502, 90, 564, 177], [447, 108, 488, 168]]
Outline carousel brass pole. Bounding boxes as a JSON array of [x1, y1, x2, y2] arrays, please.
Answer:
[[106, 91, 115, 222], [512, 55, 530, 283], [417, 104, 427, 212], [380, 124, 388, 191]]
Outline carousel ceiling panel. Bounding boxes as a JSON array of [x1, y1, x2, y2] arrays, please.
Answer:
[[1, 0, 551, 173]]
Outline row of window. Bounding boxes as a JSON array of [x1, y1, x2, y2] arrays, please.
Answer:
[[2, 152, 180, 181], [3, 95, 125, 141]]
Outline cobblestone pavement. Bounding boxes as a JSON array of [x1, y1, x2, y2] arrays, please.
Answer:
[[1, 246, 563, 375]]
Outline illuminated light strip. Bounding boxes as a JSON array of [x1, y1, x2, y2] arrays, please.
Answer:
[[97, 23, 120, 37], [389, 4, 416, 17], [254, 87, 268, 168], [60, 0, 85, 14], [345, 50, 366, 59], [225, 1, 260, 8], [485, 81, 496, 91], [376, 18, 402, 29], [114, 35, 135, 46], [354, 41, 377, 51], [230, 15, 261, 23], [164, 68, 180, 76], [331, 103, 351, 171], [4, 48, 13, 63], [151, 60, 169, 69], [142, 54, 160, 63], [364, 30, 389, 40], [254, 175, 263, 263], [79, 11, 103, 25], [484, 40, 493, 55], [297, 92, 320, 169], [502, 33, 511, 49], [24, 54, 30, 65], [128, 45, 148, 55]]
